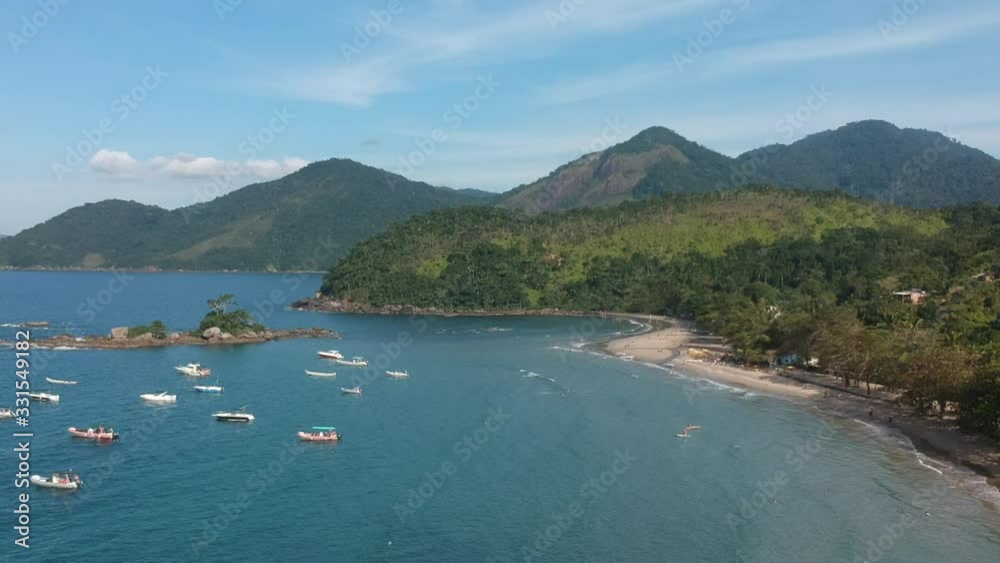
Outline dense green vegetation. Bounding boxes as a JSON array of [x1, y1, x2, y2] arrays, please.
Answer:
[[127, 320, 167, 339], [0, 159, 493, 270], [197, 294, 265, 335], [500, 120, 1000, 212], [323, 188, 1000, 436]]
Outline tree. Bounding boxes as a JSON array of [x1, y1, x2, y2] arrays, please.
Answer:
[[207, 294, 237, 315], [150, 320, 167, 340]]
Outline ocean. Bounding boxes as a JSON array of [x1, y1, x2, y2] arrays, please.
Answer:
[[1, 271, 999, 562]]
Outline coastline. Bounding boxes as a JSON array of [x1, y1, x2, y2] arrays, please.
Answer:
[[600, 316, 1000, 491], [10, 327, 339, 350]]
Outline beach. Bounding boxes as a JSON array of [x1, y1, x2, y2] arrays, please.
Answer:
[[603, 316, 1000, 489]]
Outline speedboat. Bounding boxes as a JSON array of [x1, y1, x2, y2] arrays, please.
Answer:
[[193, 385, 224, 393], [140, 392, 177, 404], [305, 370, 337, 378], [340, 386, 362, 395], [317, 350, 344, 360], [385, 370, 409, 378], [31, 472, 82, 490], [334, 357, 368, 367], [68, 426, 119, 441], [684, 425, 702, 431], [45, 377, 78, 385], [175, 363, 211, 377], [0, 407, 14, 419], [28, 392, 60, 403], [297, 426, 341, 442], [213, 408, 255, 423]]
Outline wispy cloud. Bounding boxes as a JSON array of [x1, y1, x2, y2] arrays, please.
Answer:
[[534, 63, 667, 104], [275, 58, 403, 107], [710, 6, 1000, 71]]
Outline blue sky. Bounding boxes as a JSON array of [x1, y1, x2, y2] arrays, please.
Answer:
[[2, 0, 999, 233]]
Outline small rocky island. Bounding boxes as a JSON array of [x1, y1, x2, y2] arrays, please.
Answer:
[[22, 294, 338, 350]]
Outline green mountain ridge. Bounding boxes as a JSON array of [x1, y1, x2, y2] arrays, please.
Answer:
[[0, 159, 493, 270]]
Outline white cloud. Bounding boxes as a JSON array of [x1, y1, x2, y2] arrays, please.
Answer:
[[277, 58, 403, 107], [89, 149, 140, 176], [88, 150, 310, 181]]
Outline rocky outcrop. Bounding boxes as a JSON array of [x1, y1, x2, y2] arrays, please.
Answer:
[[202, 327, 223, 339], [24, 326, 339, 350], [110, 327, 129, 340]]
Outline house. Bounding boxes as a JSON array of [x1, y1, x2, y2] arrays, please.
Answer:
[[892, 289, 929, 304]]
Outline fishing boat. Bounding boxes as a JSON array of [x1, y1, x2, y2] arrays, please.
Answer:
[[334, 356, 368, 367], [28, 392, 59, 403], [67, 426, 119, 441], [0, 407, 14, 419], [385, 370, 409, 378], [213, 408, 255, 423], [297, 426, 341, 442], [45, 377, 78, 385], [175, 363, 211, 377], [340, 386, 362, 395], [305, 369, 337, 378], [30, 471, 82, 490], [317, 350, 344, 360], [140, 392, 177, 404], [193, 385, 224, 393]]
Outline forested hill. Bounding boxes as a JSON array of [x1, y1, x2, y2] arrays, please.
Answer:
[[499, 120, 1000, 212], [0, 159, 492, 270], [323, 187, 1000, 436]]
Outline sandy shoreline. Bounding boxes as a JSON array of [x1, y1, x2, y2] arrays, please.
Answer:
[[601, 316, 1000, 490]]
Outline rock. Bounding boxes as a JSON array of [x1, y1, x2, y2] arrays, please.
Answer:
[[110, 327, 129, 340], [220, 332, 234, 340], [202, 327, 223, 340], [136, 333, 155, 341], [242, 331, 258, 339], [169, 332, 181, 340]]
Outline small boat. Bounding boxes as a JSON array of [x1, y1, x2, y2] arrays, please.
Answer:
[[318, 350, 345, 360], [68, 426, 119, 441], [340, 386, 362, 395], [45, 377, 78, 385], [213, 408, 255, 423], [140, 392, 177, 404], [676, 432, 690, 439], [297, 426, 341, 442], [305, 370, 337, 378], [385, 370, 409, 378], [28, 392, 60, 403], [0, 407, 14, 419], [31, 471, 82, 490], [684, 425, 702, 431], [175, 363, 211, 377], [334, 357, 368, 367], [193, 385, 224, 393]]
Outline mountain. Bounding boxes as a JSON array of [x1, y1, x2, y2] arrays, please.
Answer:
[[0, 159, 492, 270], [320, 187, 949, 310], [500, 121, 1000, 212], [742, 120, 1000, 207]]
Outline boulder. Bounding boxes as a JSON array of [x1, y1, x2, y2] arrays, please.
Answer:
[[136, 333, 155, 341], [169, 332, 181, 340], [110, 327, 129, 340], [202, 327, 223, 340], [220, 332, 234, 340]]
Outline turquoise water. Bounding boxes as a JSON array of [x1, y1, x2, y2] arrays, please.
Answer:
[[1, 271, 999, 562]]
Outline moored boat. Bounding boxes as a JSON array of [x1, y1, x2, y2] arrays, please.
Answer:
[[0, 407, 14, 419], [340, 386, 362, 395], [28, 392, 60, 403], [213, 408, 254, 422], [317, 350, 345, 360], [385, 370, 409, 378], [140, 392, 177, 403], [297, 426, 341, 442], [68, 426, 119, 441], [175, 363, 211, 377], [305, 369, 337, 378], [334, 356, 368, 367], [193, 385, 224, 393], [30, 471, 82, 490], [45, 377, 78, 385]]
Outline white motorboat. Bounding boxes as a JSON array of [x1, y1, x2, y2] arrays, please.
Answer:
[[193, 385, 224, 393], [28, 392, 60, 403], [317, 350, 344, 360], [45, 377, 78, 385], [213, 408, 255, 423], [0, 407, 14, 419], [334, 357, 368, 367], [340, 386, 362, 395], [140, 392, 177, 404], [385, 370, 409, 378], [30, 472, 82, 490], [175, 363, 211, 377], [305, 370, 337, 378]]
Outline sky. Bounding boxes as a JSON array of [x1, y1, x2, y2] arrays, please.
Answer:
[[1, 0, 999, 234]]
